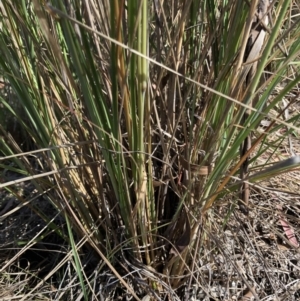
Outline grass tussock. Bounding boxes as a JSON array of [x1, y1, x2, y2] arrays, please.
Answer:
[[0, 0, 300, 300]]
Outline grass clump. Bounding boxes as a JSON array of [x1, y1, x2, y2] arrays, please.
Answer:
[[1, 0, 300, 300]]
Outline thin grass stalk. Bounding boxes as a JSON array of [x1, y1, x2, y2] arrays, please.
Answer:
[[65, 214, 88, 301], [136, 0, 150, 265]]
